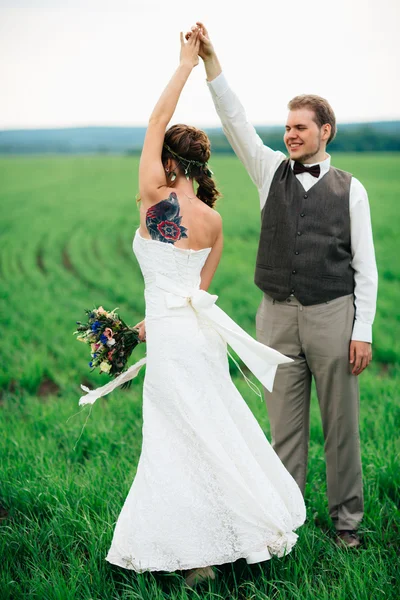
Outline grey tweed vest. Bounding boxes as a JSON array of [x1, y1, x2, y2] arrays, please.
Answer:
[[254, 159, 354, 305]]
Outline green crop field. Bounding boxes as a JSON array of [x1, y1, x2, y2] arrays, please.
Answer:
[[0, 153, 399, 600]]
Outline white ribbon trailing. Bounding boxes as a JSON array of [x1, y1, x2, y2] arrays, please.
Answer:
[[79, 356, 147, 406], [78, 275, 292, 406], [155, 274, 293, 393]]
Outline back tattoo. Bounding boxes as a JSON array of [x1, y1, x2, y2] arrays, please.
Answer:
[[146, 192, 188, 244]]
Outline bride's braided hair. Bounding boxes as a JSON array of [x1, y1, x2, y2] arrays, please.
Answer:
[[162, 124, 221, 209]]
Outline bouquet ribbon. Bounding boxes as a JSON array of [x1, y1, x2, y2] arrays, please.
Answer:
[[78, 276, 292, 406], [79, 357, 147, 405]]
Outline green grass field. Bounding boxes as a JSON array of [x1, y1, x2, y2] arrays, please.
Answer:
[[0, 153, 399, 600]]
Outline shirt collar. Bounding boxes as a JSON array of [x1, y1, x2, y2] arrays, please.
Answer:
[[290, 153, 331, 174]]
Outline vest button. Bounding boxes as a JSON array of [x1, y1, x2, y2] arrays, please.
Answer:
[[292, 270, 297, 274], [304, 194, 308, 199], [286, 298, 292, 303], [291, 289, 295, 294], [295, 251, 299, 255], [297, 231, 301, 236], [300, 213, 305, 217]]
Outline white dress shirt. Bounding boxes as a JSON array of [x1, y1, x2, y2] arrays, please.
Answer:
[[207, 73, 378, 343]]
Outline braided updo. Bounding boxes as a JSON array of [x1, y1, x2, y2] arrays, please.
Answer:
[[162, 124, 221, 209]]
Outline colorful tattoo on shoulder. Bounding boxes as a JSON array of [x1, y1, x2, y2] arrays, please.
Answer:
[[146, 192, 188, 244]]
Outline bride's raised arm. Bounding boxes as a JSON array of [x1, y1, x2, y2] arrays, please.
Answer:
[[139, 31, 200, 205]]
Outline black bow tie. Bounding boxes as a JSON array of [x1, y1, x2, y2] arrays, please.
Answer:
[[293, 161, 321, 178]]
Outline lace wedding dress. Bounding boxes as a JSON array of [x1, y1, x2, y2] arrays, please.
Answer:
[[82, 229, 306, 572]]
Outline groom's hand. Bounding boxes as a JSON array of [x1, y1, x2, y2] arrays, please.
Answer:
[[349, 341, 372, 375]]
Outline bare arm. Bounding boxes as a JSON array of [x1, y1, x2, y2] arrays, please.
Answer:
[[200, 217, 223, 291], [139, 31, 200, 203]]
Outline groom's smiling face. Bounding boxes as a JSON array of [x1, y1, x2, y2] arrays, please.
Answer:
[[284, 108, 324, 164]]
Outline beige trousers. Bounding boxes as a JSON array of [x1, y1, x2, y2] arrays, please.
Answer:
[[256, 292, 363, 531]]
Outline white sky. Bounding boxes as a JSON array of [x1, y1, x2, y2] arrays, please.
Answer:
[[1, 0, 399, 129]]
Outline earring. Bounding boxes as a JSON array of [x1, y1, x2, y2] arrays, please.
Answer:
[[165, 165, 176, 182]]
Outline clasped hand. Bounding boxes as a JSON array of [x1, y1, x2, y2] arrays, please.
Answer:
[[179, 28, 200, 69], [185, 22, 214, 61]]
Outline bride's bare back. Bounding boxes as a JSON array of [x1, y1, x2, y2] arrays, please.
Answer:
[[139, 187, 223, 291], [139, 189, 221, 251]]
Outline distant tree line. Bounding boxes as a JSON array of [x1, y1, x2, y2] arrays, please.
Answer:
[[0, 123, 399, 154], [207, 126, 400, 154]]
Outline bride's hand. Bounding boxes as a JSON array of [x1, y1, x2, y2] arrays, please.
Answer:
[[179, 28, 200, 69], [134, 319, 146, 342]]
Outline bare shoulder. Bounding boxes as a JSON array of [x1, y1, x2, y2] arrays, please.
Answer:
[[198, 200, 222, 220], [208, 206, 222, 226], [201, 203, 222, 238]]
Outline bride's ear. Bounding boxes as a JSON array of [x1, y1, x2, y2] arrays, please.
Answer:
[[163, 158, 178, 182], [164, 158, 179, 176]]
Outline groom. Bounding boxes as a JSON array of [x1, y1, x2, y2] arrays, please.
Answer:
[[187, 23, 378, 547]]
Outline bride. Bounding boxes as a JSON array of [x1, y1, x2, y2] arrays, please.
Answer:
[[93, 28, 305, 586]]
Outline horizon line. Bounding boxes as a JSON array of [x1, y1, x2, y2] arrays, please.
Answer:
[[1, 118, 400, 133]]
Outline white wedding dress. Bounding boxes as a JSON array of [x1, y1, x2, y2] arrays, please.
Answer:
[[99, 230, 306, 572]]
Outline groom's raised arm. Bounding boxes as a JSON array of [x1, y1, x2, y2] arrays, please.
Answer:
[[192, 23, 285, 207]]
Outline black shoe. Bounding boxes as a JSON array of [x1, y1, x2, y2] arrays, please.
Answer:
[[335, 530, 361, 548]]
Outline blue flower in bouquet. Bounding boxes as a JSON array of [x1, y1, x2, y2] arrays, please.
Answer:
[[91, 321, 102, 332], [89, 361, 93, 367], [100, 333, 108, 344]]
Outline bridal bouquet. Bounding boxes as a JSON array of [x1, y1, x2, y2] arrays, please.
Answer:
[[74, 306, 141, 386]]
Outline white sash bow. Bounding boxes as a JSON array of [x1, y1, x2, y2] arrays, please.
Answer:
[[156, 274, 292, 393]]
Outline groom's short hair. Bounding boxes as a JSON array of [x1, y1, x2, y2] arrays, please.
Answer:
[[288, 94, 337, 145]]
